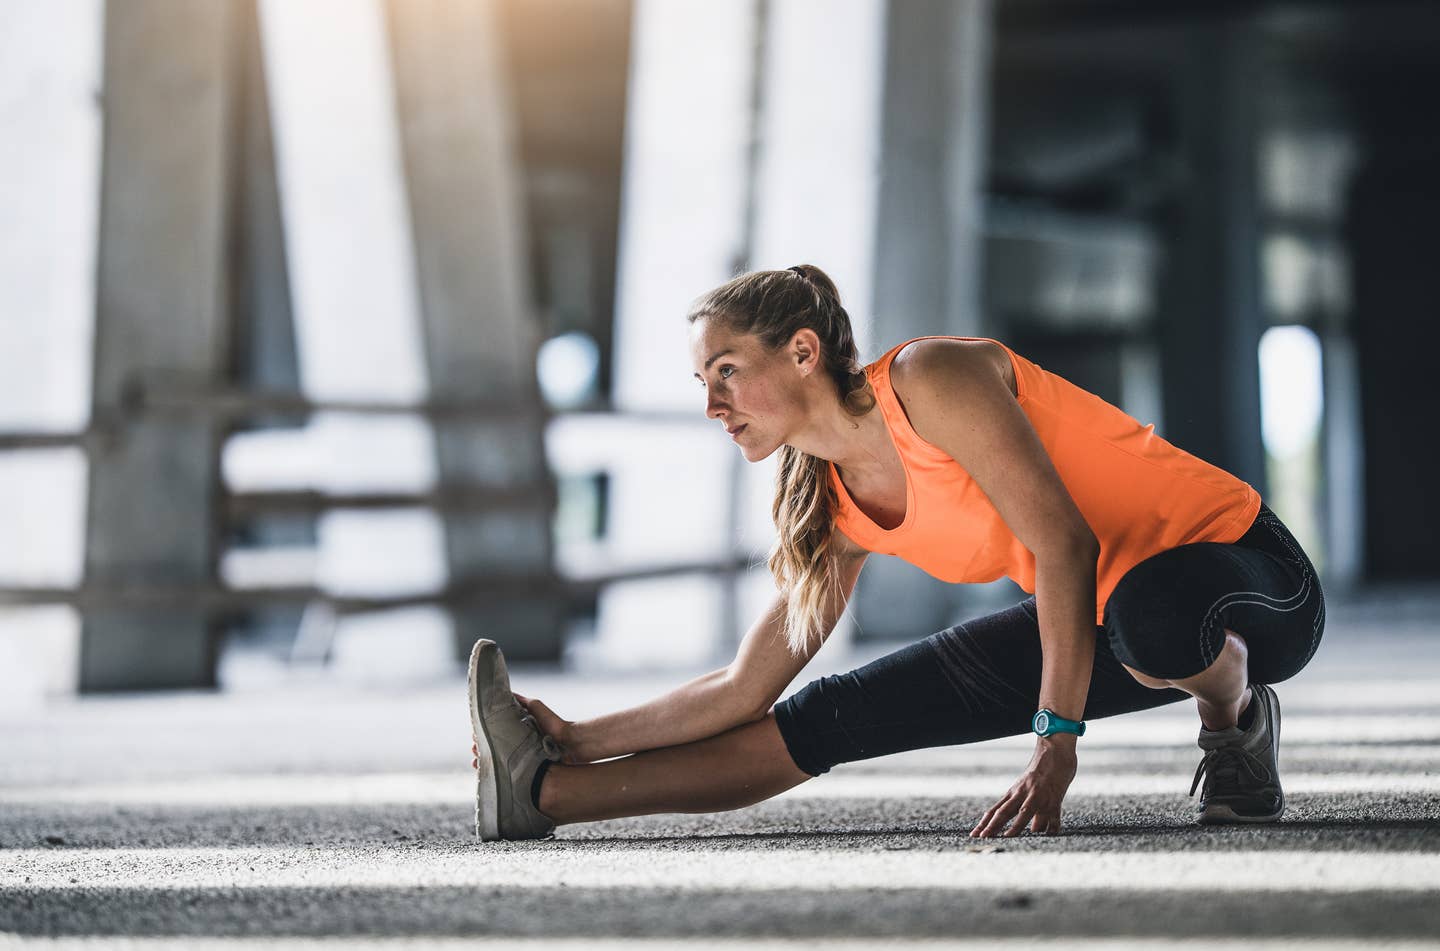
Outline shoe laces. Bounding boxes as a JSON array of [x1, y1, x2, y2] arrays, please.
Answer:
[[519, 711, 564, 761], [1189, 744, 1272, 798]]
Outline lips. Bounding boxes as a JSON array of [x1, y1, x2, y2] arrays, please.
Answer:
[[727, 424, 747, 438]]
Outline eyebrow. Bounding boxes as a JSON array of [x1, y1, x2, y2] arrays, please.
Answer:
[[692, 349, 735, 379]]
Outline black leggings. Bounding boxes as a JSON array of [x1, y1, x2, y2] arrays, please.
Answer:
[[773, 502, 1326, 777]]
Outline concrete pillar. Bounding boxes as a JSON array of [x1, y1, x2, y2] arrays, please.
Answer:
[[385, 0, 563, 661], [1346, 147, 1440, 582], [859, 0, 994, 640], [1154, 22, 1267, 496], [736, 0, 888, 655], [81, 0, 241, 690], [871, 0, 991, 346], [231, 0, 298, 403], [1318, 328, 1363, 590], [0, 0, 103, 703], [595, 0, 758, 668]]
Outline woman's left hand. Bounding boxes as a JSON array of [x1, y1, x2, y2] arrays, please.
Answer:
[[970, 740, 1077, 837]]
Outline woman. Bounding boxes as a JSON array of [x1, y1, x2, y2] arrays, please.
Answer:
[[467, 264, 1326, 842]]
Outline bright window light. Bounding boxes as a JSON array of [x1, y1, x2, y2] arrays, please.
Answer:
[[1259, 325, 1323, 459]]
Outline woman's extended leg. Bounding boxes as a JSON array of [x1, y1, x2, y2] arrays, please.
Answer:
[[538, 712, 809, 825], [532, 598, 1192, 828]]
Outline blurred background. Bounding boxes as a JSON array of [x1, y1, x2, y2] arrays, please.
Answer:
[[2, 0, 1437, 706]]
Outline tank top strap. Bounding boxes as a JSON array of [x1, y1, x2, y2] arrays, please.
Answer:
[[868, 337, 969, 463]]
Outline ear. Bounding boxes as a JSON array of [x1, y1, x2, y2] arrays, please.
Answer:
[[788, 327, 822, 376]]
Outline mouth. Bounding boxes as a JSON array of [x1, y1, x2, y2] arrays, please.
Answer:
[[727, 424, 747, 439]]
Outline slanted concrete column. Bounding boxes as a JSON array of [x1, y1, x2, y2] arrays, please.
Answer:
[[859, 0, 994, 640], [1154, 22, 1267, 495], [386, 0, 563, 661], [81, 0, 241, 690], [871, 0, 991, 347]]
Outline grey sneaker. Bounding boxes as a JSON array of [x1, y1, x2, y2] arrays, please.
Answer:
[[1190, 682, 1285, 824], [468, 638, 562, 841]]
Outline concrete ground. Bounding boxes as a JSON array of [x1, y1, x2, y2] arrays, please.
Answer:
[[2, 590, 1439, 949]]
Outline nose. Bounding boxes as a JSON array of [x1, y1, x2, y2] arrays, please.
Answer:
[[705, 389, 726, 419]]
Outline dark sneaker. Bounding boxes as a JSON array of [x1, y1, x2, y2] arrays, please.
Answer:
[[468, 638, 562, 841], [1190, 682, 1285, 824]]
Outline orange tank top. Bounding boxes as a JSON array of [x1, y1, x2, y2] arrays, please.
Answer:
[[829, 336, 1262, 625]]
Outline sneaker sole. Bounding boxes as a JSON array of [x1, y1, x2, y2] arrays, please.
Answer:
[[1197, 800, 1286, 824], [1198, 683, 1285, 825], [468, 639, 502, 842]]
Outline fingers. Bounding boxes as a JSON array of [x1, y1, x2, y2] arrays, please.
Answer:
[[1003, 809, 1033, 837], [970, 801, 1000, 837], [972, 792, 1025, 838], [1003, 797, 1039, 838], [972, 795, 1061, 838]]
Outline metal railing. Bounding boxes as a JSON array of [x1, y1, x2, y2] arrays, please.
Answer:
[[0, 381, 759, 628]]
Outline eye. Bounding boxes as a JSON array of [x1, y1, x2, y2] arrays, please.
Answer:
[[718, 366, 735, 379]]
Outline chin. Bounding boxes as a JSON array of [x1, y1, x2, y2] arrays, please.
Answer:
[[742, 440, 781, 463]]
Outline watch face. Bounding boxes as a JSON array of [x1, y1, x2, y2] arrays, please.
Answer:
[[1034, 711, 1050, 734]]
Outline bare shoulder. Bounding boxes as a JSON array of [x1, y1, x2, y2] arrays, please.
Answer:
[[889, 338, 1016, 402]]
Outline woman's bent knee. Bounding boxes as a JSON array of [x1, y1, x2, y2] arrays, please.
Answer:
[[1121, 664, 1172, 689], [1104, 545, 1237, 681]]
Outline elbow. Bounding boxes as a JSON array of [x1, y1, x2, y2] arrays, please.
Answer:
[[741, 689, 780, 723], [725, 665, 783, 723], [745, 701, 776, 723], [723, 667, 779, 724]]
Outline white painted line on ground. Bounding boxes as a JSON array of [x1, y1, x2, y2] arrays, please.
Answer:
[[1274, 680, 1440, 710], [2, 765, 1437, 808], [4, 847, 1439, 893], [781, 771, 1440, 799], [868, 743, 1440, 770], [955, 715, 1440, 750]]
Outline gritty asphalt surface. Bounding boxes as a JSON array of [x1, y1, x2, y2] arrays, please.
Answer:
[[2, 591, 1438, 947]]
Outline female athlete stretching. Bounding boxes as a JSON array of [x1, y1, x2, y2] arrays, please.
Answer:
[[467, 264, 1325, 841]]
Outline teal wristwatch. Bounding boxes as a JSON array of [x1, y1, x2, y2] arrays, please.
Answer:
[[1032, 708, 1086, 737]]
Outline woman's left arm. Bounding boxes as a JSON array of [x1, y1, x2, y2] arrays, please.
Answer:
[[888, 339, 1100, 838], [969, 542, 1098, 837]]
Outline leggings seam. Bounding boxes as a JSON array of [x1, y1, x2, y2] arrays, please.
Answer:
[[1197, 515, 1319, 671]]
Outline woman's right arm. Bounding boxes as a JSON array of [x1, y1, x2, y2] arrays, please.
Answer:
[[534, 534, 868, 764]]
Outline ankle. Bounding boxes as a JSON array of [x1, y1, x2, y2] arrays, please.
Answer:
[[1198, 685, 1251, 732], [535, 762, 561, 819], [1234, 685, 1256, 730]]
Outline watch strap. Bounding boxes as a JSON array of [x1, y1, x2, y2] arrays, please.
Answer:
[[1033, 708, 1086, 737]]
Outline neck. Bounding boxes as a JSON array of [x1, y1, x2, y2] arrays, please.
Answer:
[[787, 395, 890, 477]]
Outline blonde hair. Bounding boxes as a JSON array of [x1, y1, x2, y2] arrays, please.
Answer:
[[686, 264, 875, 655]]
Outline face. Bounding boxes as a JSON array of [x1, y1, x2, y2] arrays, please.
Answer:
[[688, 316, 819, 462]]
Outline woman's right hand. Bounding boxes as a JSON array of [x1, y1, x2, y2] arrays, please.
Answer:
[[513, 693, 588, 765]]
